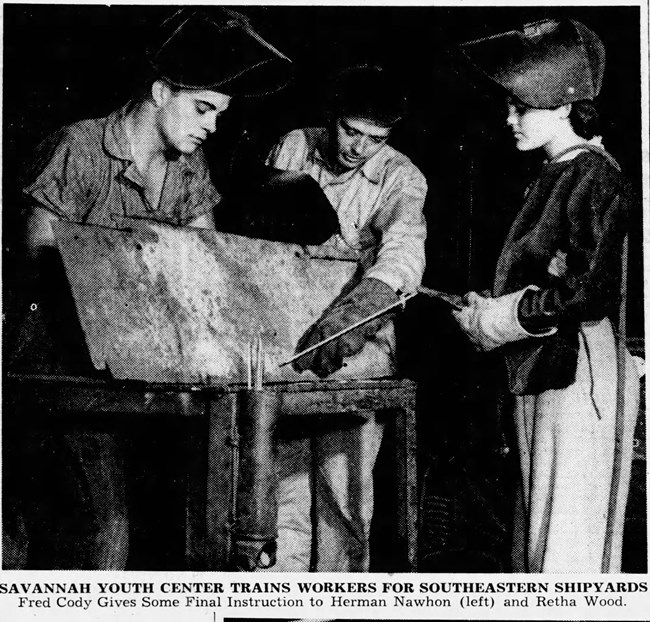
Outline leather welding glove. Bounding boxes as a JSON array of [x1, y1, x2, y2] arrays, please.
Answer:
[[451, 286, 557, 352], [293, 277, 400, 377]]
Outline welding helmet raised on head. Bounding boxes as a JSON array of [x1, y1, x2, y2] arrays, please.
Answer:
[[325, 65, 408, 127], [147, 8, 292, 96], [461, 19, 605, 108]]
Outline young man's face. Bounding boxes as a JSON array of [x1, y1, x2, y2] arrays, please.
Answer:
[[332, 116, 391, 171], [156, 84, 231, 154]]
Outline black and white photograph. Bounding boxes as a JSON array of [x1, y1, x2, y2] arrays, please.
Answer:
[[1, 0, 648, 618]]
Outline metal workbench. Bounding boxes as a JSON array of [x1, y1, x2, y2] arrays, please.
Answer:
[[5, 374, 418, 571]]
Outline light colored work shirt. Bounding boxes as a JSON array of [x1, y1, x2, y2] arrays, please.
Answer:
[[267, 127, 428, 293]]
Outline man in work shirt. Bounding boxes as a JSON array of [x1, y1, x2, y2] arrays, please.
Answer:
[[266, 65, 428, 571], [9, 8, 291, 569]]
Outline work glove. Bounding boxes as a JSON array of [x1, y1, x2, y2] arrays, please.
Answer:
[[293, 277, 400, 377], [451, 286, 557, 352]]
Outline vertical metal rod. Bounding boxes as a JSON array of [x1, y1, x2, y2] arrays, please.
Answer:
[[255, 332, 263, 390], [246, 341, 252, 390]]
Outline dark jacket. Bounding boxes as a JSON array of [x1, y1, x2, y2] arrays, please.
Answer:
[[493, 147, 635, 395]]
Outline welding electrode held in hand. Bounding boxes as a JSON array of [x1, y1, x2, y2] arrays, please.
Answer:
[[281, 284, 465, 369]]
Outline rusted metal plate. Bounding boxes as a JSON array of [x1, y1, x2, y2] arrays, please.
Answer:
[[53, 221, 393, 383]]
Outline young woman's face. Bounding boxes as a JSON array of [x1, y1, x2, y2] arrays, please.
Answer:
[[505, 100, 567, 152]]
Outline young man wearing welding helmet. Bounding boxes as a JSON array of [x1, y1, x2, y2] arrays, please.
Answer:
[[266, 65, 428, 571], [454, 19, 640, 572], [21, 9, 291, 251], [8, 8, 291, 569]]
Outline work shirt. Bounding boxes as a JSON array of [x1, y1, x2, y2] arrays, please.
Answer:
[[267, 128, 427, 293], [493, 148, 635, 394], [15, 102, 221, 374], [268, 128, 427, 572], [22, 102, 221, 227]]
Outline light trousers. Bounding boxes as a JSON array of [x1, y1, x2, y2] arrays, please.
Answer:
[[512, 319, 639, 573], [268, 414, 384, 572]]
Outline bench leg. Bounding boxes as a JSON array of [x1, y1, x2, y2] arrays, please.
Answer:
[[395, 405, 418, 571]]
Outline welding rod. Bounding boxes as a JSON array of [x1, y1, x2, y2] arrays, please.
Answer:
[[416, 285, 465, 310], [255, 331, 263, 390], [278, 291, 417, 367], [247, 340, 253, 390], [278, 285, 465, 368]]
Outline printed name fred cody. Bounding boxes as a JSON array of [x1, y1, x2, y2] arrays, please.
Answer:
[[1, 579, 647, 613]]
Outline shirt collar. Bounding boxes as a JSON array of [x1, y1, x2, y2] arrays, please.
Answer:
[[103, 102, 198, 186], [313, 128, 385, 185]]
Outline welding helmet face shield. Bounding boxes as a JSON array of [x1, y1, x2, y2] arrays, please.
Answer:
[[324, 65, 408, 128], [147, 8, 293, 97], [461, 19, 605, 109]]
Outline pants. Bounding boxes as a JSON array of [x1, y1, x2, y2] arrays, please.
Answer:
[[512, 319, 639, 573], [268, 414, 384, 572], [62, 431, 129, 570], [4, 425, 129, 570]]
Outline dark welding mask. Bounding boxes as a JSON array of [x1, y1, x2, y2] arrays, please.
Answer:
[[326, 65, 408, 127], [147, 8, 292, 96], [461, 19, 605, 108]]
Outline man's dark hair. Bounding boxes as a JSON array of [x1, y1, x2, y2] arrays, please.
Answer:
[[569, 99, 601, 139], [325, 65, 407, 128]]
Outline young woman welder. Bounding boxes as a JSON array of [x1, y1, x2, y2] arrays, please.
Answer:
[[454, 19, 640, 573]]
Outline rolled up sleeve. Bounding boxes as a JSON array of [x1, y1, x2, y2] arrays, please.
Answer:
[[22, 127, 99, 221], [266, 139, 286, 168], [266, 130, 307, 171]]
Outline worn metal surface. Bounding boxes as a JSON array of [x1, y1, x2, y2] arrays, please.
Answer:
[[53, 221, 393, 383], [5, 374, 417, 416], [6, 373, 418, 570]]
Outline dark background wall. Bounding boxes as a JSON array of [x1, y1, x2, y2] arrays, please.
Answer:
[[3, 4, 645, 571]]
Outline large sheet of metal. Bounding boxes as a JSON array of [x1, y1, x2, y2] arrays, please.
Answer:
[[53, 221, 393, 383]]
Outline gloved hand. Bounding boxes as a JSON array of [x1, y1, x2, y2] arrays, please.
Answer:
[[451, 287, 557, 352], [293, 277, 400, 377]]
